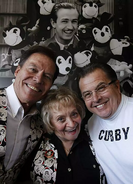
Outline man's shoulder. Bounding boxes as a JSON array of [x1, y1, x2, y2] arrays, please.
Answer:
[[39, 36, 55, 47], [87, 114, 100, 130], [88, 114, 99, 122]]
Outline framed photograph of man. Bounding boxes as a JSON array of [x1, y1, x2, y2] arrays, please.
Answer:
[[0, 0, 133, 96]]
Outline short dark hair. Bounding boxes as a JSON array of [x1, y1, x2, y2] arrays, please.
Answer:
[[19, 45, 59, 81], [78, 62, 118, 82], [51, 2, 79, 22]]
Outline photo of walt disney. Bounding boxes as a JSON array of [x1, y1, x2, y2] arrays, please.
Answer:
[[0, 0, 133, 96]]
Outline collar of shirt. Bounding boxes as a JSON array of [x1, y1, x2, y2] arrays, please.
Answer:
[[47, 129, 90, 150], [55, 37, 74, 50], [5, 83, 24, 118]]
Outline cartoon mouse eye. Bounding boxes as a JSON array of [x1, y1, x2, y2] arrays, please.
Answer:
[[57, 58, 62, 64], [102, 26, 111, 34], [13, 29, 18, 33], [68, 56, 72, 64], [93, 28, 98, 35], [83, 4, 87, 8], [105, 27, 109, 32], [85, 51, 91, 56], [94, 4, 98, 8], [3, 31, 6, 37]]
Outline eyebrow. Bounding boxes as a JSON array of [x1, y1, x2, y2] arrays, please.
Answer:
[[61, 18, 78, 20], [45, 73, 54, 78], [29, 63, 54, 77], [82, 82, 107, 94], [95, 82, 107, 88]]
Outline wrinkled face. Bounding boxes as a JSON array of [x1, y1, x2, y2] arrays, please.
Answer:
[[51, 104, 82, 143], [51, 8, 79, 45], [14, 53, 56, 106], [79, 69, 121, 119]]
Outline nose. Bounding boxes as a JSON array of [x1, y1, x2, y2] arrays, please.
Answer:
[[92, 91, 101, 102], [67, 22, 73, 29], [33, 71, 44, 84], [67, 117, 75, 127]]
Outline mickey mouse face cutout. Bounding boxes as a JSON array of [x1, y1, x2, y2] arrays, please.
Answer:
[[82, 1, 98, 19], [3, 27, 22, 46], [77, 0, 104, 19], [92, 12, 114, 44], [48, 42, 73, 76], [3, 16, 30, 46], [74, 50, 92, 67], [92, 25, 112, 43], [56, 53, 73, 75], [37, 0, 55, 15], [110, 38, 130, 55]]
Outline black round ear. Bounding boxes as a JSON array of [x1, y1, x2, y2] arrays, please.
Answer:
[[101, 12, 114, 25], [16, 16, 30, 27], [96, 0, 105, 7], [3, 21, 13, 33], [92, 17, 99, 25]]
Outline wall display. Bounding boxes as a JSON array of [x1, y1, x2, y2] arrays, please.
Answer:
[[0, 0, 133, 96]]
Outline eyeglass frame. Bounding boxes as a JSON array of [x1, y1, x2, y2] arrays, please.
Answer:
[[82, 80, 117, 101]]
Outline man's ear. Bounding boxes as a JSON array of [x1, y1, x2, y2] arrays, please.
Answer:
[[14, 65, 21, 77], [115, 80, 121, 92], [51, 18, 56, 28]]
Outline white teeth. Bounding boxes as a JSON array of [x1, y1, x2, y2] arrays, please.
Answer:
[[64, 31, 73, 34], [27, 84, 39, 92], [66, 129, 75, 132], [65, 125, 77, 132], [96, 104, 104, 108]]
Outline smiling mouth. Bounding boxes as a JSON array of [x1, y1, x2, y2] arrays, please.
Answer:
[[96, 104, 104, 109], [64, 30, 73, 34], [94, 101, 108, 109], [65, 124, 78, 132], [27, 84, 40, 92]]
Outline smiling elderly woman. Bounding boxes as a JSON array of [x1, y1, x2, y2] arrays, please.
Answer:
[[30, 87, 106, 184]]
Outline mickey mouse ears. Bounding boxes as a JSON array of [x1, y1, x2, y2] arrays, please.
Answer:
[[92, 12, 114, 27]]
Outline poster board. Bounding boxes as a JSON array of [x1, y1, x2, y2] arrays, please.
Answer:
[[0, 0, 133, 96]]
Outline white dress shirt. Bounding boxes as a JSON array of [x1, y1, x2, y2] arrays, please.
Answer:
[[55, 37, 74, 50], [4, 84, 37, 171]]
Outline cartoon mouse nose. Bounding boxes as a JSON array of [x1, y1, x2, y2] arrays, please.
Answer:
[[101, 32, 105, 37], [66, 67, 70, 72], [3, 32, 7, 37]]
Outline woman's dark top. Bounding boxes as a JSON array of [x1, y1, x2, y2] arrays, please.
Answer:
[[31, 130, 106, 184]]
